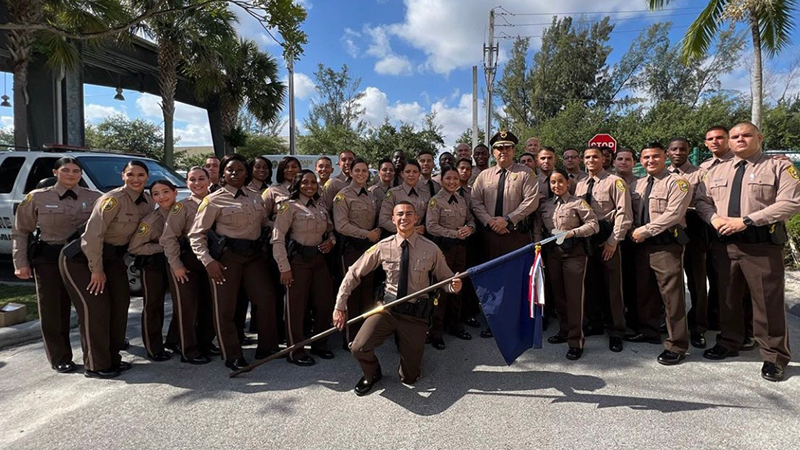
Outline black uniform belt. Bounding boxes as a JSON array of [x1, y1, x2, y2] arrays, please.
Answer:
[[225, 236, 261, 257], [29, 242, 64, 265], [133, 252, 166, 270], [432, 235, 465, 251], [178, 237, 192, 255], [645, 227, 689, 246], [718, 222, 786, 245], [509, 217, 532, 233], [288, 240, 321, 260], [341, 235, 372, 252], [590, 220, 614, 246], [385, 293, 435, 319]]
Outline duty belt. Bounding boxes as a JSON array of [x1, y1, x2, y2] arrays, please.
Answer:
[[718, 222, 786, 245], [432, 235, 465, 251], [384, 293, 436, 319]]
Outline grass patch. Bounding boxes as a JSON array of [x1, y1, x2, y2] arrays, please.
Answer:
[[0, 283, 39, 322]]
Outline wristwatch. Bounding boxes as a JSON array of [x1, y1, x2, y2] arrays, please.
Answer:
[[504, 215, 512, 224], [743, 216, 755, 227]]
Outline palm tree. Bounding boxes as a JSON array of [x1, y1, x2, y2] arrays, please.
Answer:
[[144, 0, 236, 166], [191, 38, 286, 154], [649, 0, 797, 128]]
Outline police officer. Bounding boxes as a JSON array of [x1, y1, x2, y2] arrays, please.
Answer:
[[370, 158, 395, 211], [12, 157, 100, 373], [189, 154, 279, 371], [248, 156, 272, 194], [315, 156, 334, 191], [695, 122, 799, 382], [574, 147, 632, 352], [471, 144, 490, 185], [205, 156, 221, 193], [322, 150, 356, 210], [624, 143, 691, 366], [160, 167, 216, 364], [333, 201, 462, 396], [564, 148, 588, 194], [426, 165, 476, 349], [417, 149, 441, 196], [334, 159, 381, 347], [59, 160, 152, 378], [471, 130, 540, 338], [535, 168, 599, 360], [263, 156, 301, 220], [272, 169, 337, 366], [536, 147, 557, 200], [391, 150, 407, 187], [613, 148, 640, 328], [379, 160, 430, 235]]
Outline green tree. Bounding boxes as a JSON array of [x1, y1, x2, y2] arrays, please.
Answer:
[[495, 38, 533, 128], [762, 98, 800, 150], [359, 114, 444, 165], [455, 128, 486, 149], [649, 0, 798, 128], [85, 115, 169, 160], [237, 135, 289, 159], [174, 151, 214, 171]]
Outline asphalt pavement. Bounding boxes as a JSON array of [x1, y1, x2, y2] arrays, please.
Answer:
[[0, 295, 798, 450]]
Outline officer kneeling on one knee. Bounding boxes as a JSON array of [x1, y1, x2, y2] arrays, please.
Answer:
[[332, 201, 462, 396]]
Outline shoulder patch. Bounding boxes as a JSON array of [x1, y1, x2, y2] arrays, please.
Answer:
[[615, 179, 626, 193], [429, 197, 437, 209], [702, 172, 709, 183], [581, 199, 592, 209], [334, 192, 345, 204], [136, 221, 150, 236], [787, 165, 799, 180], [170, 203, 184, 215], [676, 179, 689, 193], [20, 193, 32, 207], [511, 172, 518, 181], [385, 190, 393, 199], [277, 202, 289, 215], [324, 179, 332, 189], [101, 197, 118, 212], [198, 197, 209, 213], [366, 244, 377, 254]]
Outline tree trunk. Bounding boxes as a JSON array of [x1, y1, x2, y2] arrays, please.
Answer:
[[5, 0, 42, 149], [220, 97, 239, 155], [158, 37, 178, 167], [749, 13, 763, 129]]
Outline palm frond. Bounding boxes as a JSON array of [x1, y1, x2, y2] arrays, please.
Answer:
[[756, 0, 797, 56], [680, 0, 728, 61]]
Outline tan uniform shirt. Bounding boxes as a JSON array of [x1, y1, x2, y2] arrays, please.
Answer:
[[271, 194, 333, 273], [471, 163, 540, 226], [335, 233, 454, 310], [420, 176, 441, 197], [669, 161, 706, 205], [699, 150, 734, 171], [574, 169, 633, 246], [159, 195, 202, 271], [694, 150, 800, 226], [379, 182, 431, 232], [537, 173, 550, 201], [247, 179, 270, 195], [369, 181, 392, 213], [12, 184, 100, 269], [82, 187, 152, 273], [425, 189, 475, 239], [567, 170, 589, 195], [620, 173, 639, 186], [534, 194, 599, 241], [333, 182, 378, 239], [190, 184, 269, 266], [261, 182, 292, 220], [128, 207, 169, 256], [322, 175, 350, 211], [631, 169, 691, 239]]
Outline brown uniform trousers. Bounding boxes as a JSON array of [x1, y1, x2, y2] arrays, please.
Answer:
[[431, 243, 467, 338], [167, 251, 215, 359], [138, 255, 181, 356], [342, 245, 374, 341], [284, 254, 334, 358], [352, 311, 428, 383], [33, 254, 76, 366], [684, 210, 710, 334], [545, 245, 588, 348]]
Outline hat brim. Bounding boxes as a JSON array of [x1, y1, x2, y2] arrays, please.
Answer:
[[492, 140, 517, 147]]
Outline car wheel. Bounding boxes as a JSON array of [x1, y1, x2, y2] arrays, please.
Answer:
[[125, 254, 142, 295]]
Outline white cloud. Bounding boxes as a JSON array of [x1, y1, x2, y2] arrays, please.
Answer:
[[358, 86, 390, 126], [388, 100, 425, 123], [374, 54, 413, 76], [1, 115, 14, 132], [365, 26, 392, 58], [85, 104, 126, 122], [342, 28, 361, 57], [283, 72, 316, 99], [174, 123, 213, 147], [135, 93, 208, 125]]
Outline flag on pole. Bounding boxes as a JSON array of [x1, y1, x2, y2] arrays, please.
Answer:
[[468, 243, 542, 365], [528, 246, 545, 349]]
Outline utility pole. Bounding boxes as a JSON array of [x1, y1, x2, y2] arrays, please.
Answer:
[[472, 65, 478, 149], [288, 58, 296, 155], [483, 9, 498, 147]]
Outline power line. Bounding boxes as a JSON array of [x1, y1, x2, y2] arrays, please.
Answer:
[[496, 24, 693, 40], [496, 6, 702, 16], [497, 12, 702, 27]]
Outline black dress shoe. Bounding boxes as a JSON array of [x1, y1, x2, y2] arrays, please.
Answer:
[[287, 354, 316, 366], [310, 348, 335, 359], [464, 318, 481, 328], [583, 325, 604, 337], [657, 350, 685, 365], [547, 334, 567, 344], [54, 361, 76, 373], [761, 362, 785, 382], [741, 336, 758, 351], [147, 351, 171, 362], [180, 355, 211, 365], [354, 368, 383, 396], [431, 338, 446, 350], [623, 333, 661, 344], [609, 337, 623, 353], [480, 328, 493, 338], [690, 332, 707, 349], [121, 338, 130, 350], [85, 368, 120, 379], [113, 361, 132, 372], [449, 330, 472, 340], [164, 342, 181, 354], [203, 344, 221, 356], [703, 344, 739, 360], [225, 357, 249, 371], [241, 336, 257, 346], [566, 347, 583, 360]]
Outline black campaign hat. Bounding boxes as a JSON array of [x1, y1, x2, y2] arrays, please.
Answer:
[[489, 130, 519, 148]]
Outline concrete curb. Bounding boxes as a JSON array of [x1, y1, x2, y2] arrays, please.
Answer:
[[0, 312, 78, 349]]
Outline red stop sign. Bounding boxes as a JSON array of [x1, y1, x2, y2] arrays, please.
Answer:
[[588, 133, 618, 153]]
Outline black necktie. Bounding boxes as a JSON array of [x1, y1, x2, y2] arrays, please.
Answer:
[[409, 188, 418, 197], [135, 194, 147, 205], [306, 199, 314, 207], [641, 176, 654, 224], [398, 240, 410, 299], [234, 189, 245, 199], [585, 178, 595, 205], [673, 167, 681, 175], [428, 179, 436, 196], [458, 187, 465, 197], [358, 188, 367, 196], [711, 159, 722, 168], [261, 182, 268, 191], [495, 168, 507, 217], [728, 161, 747, 217], [448, 195, 457, 204], [59, 190, 77, 201]]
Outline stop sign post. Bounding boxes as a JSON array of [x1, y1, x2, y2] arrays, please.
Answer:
[[588, 133, 618, 153]]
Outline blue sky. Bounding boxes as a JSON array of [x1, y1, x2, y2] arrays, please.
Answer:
[[1, 0, 798, 148]]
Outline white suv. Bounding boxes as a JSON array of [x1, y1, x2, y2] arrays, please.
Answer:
[[0, 150, 190, 293]]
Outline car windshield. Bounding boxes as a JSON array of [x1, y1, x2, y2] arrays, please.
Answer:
[[77, 156, 187, 191]]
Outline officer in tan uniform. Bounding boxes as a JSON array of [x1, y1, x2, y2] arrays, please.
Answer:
[[333, 201, 462, 396], [417, 149, 441, 196], [247, 156, 272, 194], [613, 148, 640, 328], [624, 143, 691, 366], [563, 148, 588, 194], [574, 147, 632, 352], [189, 154, 279, 371], [535, 168, 599, 360], [272, 170, 337, 366], [59, 160, 152, 378], [159, 167, 216, 364], [536, 147, 557, 200], [694, 122, 799, 382], [471, 130, 540, 338], [262, 156, 301, 221], [667, 137, 710, 348], [334, 159, 381, 346], [379, 160, 430, 234], [322, 150, 356, 210], [13, 157, 100, 373], [426, 166, 475, 349]]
